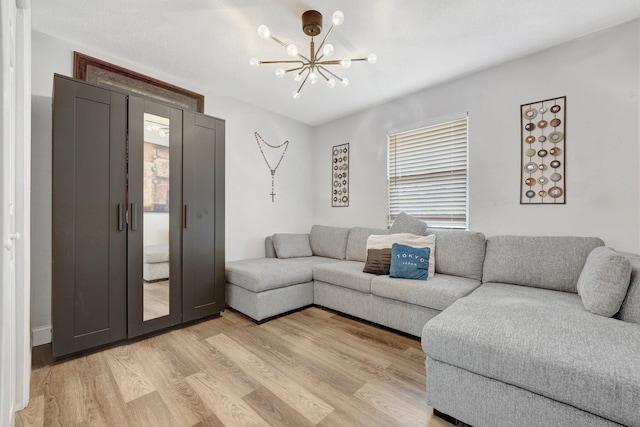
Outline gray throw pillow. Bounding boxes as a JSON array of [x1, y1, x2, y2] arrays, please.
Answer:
[[577, 246, 632, 317], [272, 233, 313, 259], [389, 212, 427, 235]]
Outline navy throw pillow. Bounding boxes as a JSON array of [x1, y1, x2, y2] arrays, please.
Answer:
[[390, 243, 431, 280]]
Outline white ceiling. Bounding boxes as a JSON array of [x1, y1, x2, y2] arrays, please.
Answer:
[[32, 0, 640, 126]]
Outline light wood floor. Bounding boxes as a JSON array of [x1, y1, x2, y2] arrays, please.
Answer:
[[16, 307, 453, 427]]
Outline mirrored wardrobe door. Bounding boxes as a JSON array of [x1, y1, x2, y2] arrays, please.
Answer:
[[128, 97, 183, 338]]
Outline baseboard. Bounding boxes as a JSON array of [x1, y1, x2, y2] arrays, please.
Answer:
[[32, 324, 51, 346]]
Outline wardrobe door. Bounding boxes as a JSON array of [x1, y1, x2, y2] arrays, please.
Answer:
[[182, 112, 225, 321], [52, 75, 127, 358], [127, 97, 183, 338]]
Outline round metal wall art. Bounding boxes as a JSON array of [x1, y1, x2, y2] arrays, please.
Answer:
[[524, 108, 538, 119], [524, 162, 538, 173], [521, 96, 566, 204]]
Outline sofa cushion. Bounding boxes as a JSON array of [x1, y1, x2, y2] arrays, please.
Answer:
[[362, 248, 391, 275], [272, 233, 313, 259], [577, 247, 631, 317], [482, 235, 604, 292], [313, 261, 375, 293], [366, 233, 436, 279], [143, 244, 169, 264], [422, 282, 640, 427], [309, 225, 350, 260], [225, 257, 337, 292], [425, 228, 486, 281], [618, 254, 640, 324], [389, 212, 427, 235], [345, 226, 389, 262], [390, 244, 431, 280], [265, 236, 276, 258], [371, 273, 480, 311]]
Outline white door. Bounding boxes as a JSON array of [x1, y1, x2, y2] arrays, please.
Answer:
[[1, 0, 31, 424]]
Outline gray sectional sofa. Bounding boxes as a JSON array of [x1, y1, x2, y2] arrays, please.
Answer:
[[226, 220, 486, 336], [225, 219, 640, 427]]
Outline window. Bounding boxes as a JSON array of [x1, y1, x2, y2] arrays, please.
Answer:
[[387, 116, 468, 229]]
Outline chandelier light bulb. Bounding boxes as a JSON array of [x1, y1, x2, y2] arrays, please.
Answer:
[[159, 130, 166, 137], [152, 124, 159, 131], [287, 44, 298, 57], [145, 125, 152, 132], [309, 72, 318, 85], [294, 72, 302, 82], [367, 53, 377, 64], [340, 58, 352, 69], [323, 44, 334, 57], [292, 91, 301, 100], [327, 78, 336, 88], [249, 57, 260, 67], [332, 11, 344, 26], [275, 67, 285, 78], [257, 25, 270, 39], [340, 77, 349, 87]]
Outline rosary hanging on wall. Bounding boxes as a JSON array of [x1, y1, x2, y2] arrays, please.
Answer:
[[254, 131, 290, 202]]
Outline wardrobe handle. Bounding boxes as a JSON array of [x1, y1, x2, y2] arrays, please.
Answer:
[[131, 203, 138, 231], [184, 204, 191, 229], [118, 203, 124, 231]]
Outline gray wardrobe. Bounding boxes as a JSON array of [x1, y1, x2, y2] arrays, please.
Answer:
[[52, 74, 225, 359]]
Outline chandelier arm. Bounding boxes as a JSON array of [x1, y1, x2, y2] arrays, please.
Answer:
[[316, 60, 342, 66], [295, 68, 311, 94], [270, 34, 312, 62], [316, 57, 368, 66], [259, 60, 306, 65], [315, 24, 335, 55], [285, 65, 306, 73], [269, 34, 288, 49], [316, 67, 331, 82], [318, 65, 343, 81]]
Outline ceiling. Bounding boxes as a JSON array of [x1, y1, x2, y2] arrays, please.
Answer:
[[32, 0, 640, 126]]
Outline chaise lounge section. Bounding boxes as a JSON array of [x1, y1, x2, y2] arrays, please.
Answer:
[[422, 235, 640, 427]]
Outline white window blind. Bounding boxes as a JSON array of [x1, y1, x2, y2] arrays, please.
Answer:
[[387, 117, 468, 229]]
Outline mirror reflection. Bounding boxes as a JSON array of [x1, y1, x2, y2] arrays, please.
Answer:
[[142, 113, 170, 321]]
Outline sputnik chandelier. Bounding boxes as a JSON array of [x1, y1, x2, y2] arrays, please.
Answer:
[[249, 10, 377, 99]]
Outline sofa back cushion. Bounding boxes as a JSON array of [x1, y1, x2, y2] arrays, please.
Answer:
[[265, 236, 276, 258], [309, 225, 351, 260], [482, 235, 604, 292], [272, 233, 313, 258], [346, 227, 389, 262], [425, 228, 486, 281], [618, 254, 640, 324]]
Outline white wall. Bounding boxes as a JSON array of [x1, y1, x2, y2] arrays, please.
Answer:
[[312, 20, 640, 253], [31, 31, 315, 344]]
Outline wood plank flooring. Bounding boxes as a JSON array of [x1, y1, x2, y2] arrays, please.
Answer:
[[16, 307, 453, 427]]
